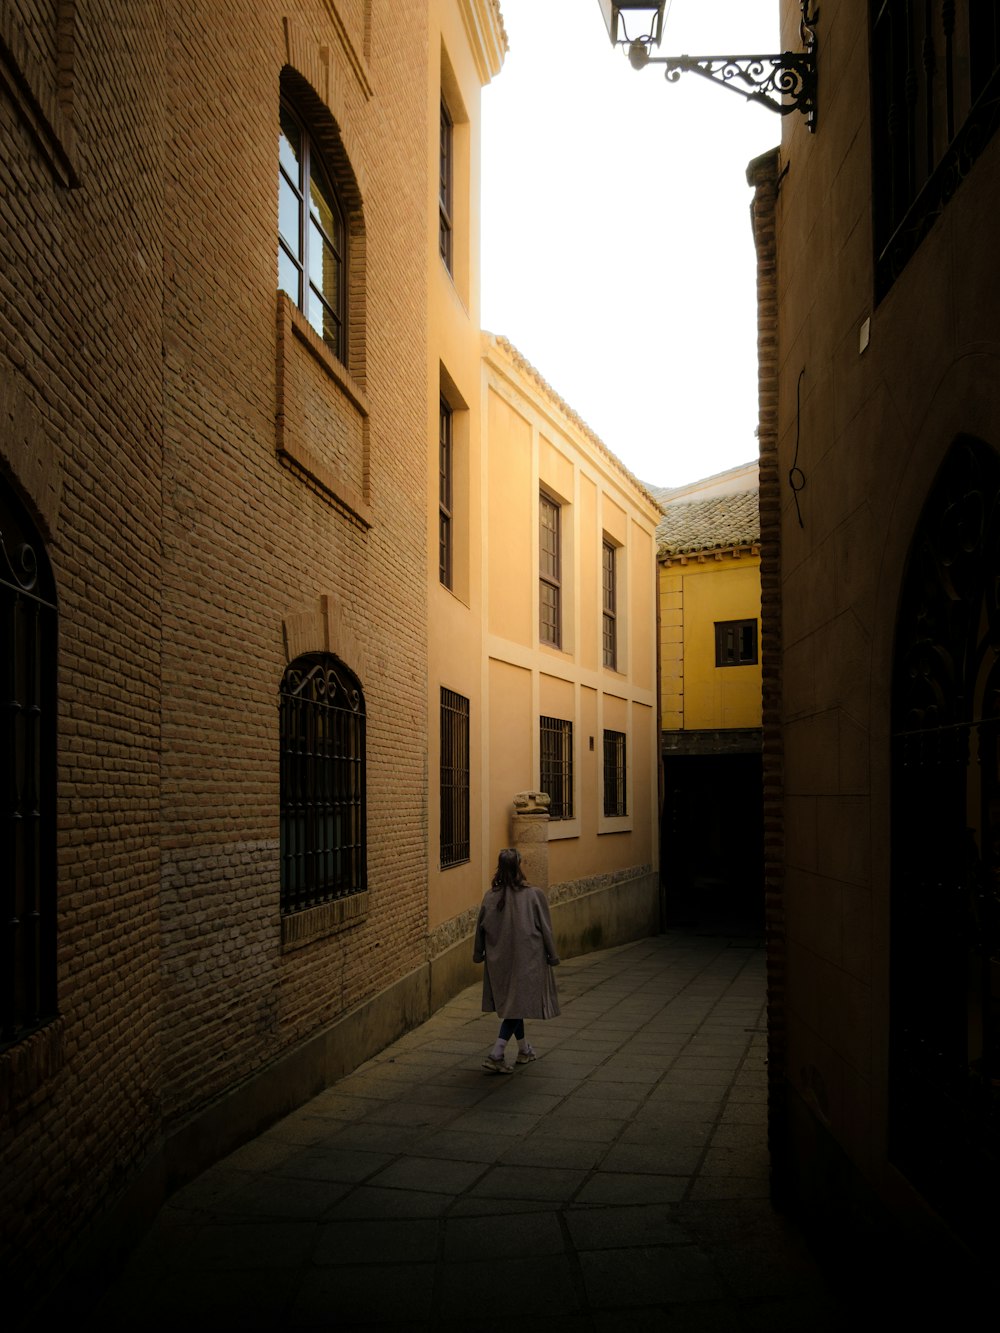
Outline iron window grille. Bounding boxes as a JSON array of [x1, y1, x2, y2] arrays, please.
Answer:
[[439, 98, 453, 270], [280, 654, 366, 914], [602, 539, 618, 669], [278, 99, 347, 359], [603, 730, 627, 818], [871, 2, 1000, 300], [540, 715, 573, 820], [1, 479, 57, 1051], [439, 397, 453, 588], [440, 688, 470, 867], [539, 493, 562, 648], [715, 619, 758, 667]]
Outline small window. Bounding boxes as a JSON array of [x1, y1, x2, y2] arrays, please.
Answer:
[[439, 397, 453, 587], [539, 493, 561, 648], [280, 654, 366, 913], [602, 540, 617, 669], [1, 478, 58, 1050], [540, 715, 573, 820], [715, 619, 758, 667], [440, 688, 470, 867], [603, 730, 627, 818], [278, 100, 346, 359], [439, 98, 453, 271]]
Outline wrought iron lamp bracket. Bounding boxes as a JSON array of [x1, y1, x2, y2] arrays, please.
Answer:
[[623, 2, 819, 133]]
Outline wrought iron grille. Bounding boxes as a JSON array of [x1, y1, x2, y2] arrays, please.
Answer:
[[1, 480, 57, 1050], [539, 494, 561, 648], [872, 1, 1000, 300], [602, 540, 617, 670], [603, 729, 627, 817], [540, 715, 573, 820], [890, 435, 1000, 1246], [440, 687, 470, 867], [280, 654, 366, 914]]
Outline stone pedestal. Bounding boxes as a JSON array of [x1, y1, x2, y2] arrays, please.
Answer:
[[511, 790, 550, 890]]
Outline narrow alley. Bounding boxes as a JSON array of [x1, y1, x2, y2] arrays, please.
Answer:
[[81, 934, 839, 1330]]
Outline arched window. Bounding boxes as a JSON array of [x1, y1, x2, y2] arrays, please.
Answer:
[[280, 654, 366, 914], [1, 477, 57, 1049], [890, 435, 1000, 1241], [278, 100, 346, 360]]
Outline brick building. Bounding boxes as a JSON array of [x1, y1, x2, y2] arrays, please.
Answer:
[[0, 0, 506, 1307]]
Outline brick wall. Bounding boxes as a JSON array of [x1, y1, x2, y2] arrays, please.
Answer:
[[2, 0, 434, 1305]]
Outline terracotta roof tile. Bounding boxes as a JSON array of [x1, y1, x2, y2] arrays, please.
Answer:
[[656, 488, 759, 557]]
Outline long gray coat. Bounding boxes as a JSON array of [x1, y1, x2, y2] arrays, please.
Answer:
[[473, 884, 561, 1020]]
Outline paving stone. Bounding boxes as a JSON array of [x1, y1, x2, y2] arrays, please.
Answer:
[[578, 1243, 722, 1307], [564, 1203, 691, 1251], [467, 1163, 589, 1202], [290, 1261, 435, 1324], [313, 1217, 439, 1265], [443, 1210, 565, 1260], [574, 1172, 688, 1206], [366, 1154, 488, 1195]]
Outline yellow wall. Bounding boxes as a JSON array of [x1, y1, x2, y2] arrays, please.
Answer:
[[659, 552, 762, 731], [482, 336, 662, 897]]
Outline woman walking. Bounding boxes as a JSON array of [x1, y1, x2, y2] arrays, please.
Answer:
[[473, 848, 560, 1073]]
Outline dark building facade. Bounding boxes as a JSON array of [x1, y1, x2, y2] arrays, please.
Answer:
[[751, 0, 1000, 1288]]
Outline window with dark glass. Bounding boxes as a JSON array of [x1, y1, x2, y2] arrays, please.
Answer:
[[439, 98, 453, 271], [1, 478, 57, 1051], [439, 397, 453, 587], [440, 688, 470, 867], [539, 493, 561, 647], [280, 654, 365, 913], [540, 716, 573, 820], [603, 730, 627, 818], [602, 539, 617, 669], [871, 2, 1000, 299], [715, 619, 758, 667], [278, 100, 346, 359]]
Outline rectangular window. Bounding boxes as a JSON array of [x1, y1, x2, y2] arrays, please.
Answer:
[[603, 730, 627, 818], [602, 540, 617, 669], [440, 688, 470, 867], [439, 397, 453, 587], [715, 619, 758, 667], [439, 98, 453, 271], [540, 715, 573, 820], [539, 493, 561, 647], [871, 1, 1000, 299]]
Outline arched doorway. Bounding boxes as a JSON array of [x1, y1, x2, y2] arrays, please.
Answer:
[[890, 435, 1000, 1244]]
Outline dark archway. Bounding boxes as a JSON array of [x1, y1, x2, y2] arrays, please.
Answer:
[[890, 435, 1000, 1246]]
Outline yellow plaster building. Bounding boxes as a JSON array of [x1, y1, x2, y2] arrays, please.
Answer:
[[656, 462, 762, 927], [427, 330, 663, 997]]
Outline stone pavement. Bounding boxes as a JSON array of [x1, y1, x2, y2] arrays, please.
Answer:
[[85, 933, 840, 1330]]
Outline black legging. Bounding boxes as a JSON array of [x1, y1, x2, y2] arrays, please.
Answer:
[[498, 1018, 524, 1041]]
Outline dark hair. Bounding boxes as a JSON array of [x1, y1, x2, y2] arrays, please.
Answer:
[[491, 847, 526, 910]]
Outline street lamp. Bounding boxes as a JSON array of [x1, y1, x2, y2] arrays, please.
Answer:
[[598, 1, 820, 133]]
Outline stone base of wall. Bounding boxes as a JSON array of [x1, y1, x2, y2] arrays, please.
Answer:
[[427, 866, 661, 1011]]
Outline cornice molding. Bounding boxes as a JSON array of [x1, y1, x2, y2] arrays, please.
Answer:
[[459, 0, 508, 85]]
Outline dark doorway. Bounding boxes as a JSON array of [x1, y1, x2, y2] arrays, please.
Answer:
[[661, 750, 764, 935]]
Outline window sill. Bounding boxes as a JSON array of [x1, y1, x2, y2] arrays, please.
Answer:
[[547, 818, 580, 841], [440, 857, 471, 872], [281, 891, 369, 951], [0, 1016, 64, 1120], [598, 815, 632, 835], [275, 293, 372, 526]]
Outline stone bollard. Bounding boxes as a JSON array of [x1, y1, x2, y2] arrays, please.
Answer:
[[511, 790, 550, 890]]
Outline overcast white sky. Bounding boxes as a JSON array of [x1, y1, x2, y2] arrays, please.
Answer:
[[481, 1, 782, 489]]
